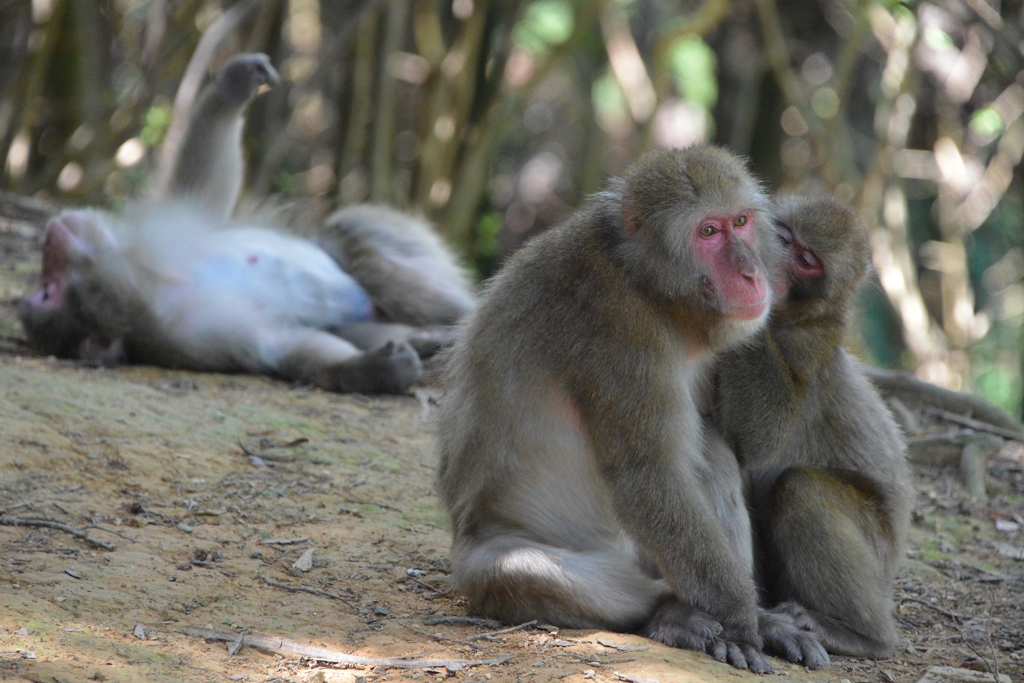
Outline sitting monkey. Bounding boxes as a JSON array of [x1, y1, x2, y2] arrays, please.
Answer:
[[715, 194, 911, 660], [437, 146, 828, 672]]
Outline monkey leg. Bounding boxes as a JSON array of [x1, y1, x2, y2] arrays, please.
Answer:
[[452, 534, 672, 631], [758, 467, 900, 658], [699, 429, 754, 576], [332, 322, 451, 359], [273, 329, 422, 394], [161, 53, 279, 219], [453, 525, 773, 671], [316, 205, 476, 326]]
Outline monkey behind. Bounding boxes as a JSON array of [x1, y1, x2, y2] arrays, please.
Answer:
[[715, 194, 911, 660]]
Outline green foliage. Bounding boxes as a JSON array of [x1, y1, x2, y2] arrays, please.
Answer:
[[970, 107, 1003, 137], [472, 212, 504, 277], [274, 171, 296, 195], [592, 71, 628, 122], [140, 105, 171, 147], [667, 37, 717, 110], [923, 27, 955, 50], [475, 212, 502, 260], [513, 0, 574, 56]]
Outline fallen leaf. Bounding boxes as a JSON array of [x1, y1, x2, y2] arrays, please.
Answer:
[[293, 548, 315, 572]]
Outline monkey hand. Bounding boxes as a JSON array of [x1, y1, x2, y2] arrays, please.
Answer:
[[758, 604, 830, 670], [335, 341, 423, 394], [641, 599, 772, 674], [708, 633, 773, 675]]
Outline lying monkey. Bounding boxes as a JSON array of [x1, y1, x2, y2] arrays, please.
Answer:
[[19, 54, 475, 394]]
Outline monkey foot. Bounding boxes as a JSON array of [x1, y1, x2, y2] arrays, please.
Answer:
[[338, 341, 423, 394], [216, 53, 280, 106], [406, 328, 449, 359], [758, 604, 830, 670], [641, 600, 772, 674]]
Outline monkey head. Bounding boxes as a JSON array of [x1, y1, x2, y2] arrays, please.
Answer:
[[19, 210, 132, 362], [771, 194, 870, 321], [617, 146, 781, 349]]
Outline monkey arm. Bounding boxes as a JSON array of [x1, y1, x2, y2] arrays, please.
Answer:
[[610, 456, 761, 642], [716, 335, 806, 462], [575, 372, 763, 649]]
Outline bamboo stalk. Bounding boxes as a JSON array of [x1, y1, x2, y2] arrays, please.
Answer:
[[370, 0, 411, 204], [338, 4, 381, 200]]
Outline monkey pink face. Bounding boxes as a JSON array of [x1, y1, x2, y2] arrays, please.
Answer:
[[693, 211, 768, 320], [29, 212, 116, 311], [775, 224, 822, 296]]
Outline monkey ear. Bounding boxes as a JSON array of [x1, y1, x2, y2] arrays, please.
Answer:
[[622, 197, 640, 236]]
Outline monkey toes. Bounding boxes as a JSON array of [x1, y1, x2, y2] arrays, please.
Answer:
[[338, 341, 422, 394], [708, 639, 773, 675], [406, 328, 449, 359], [217, 53, 280, 105], [641, 599, 772, 674], [758, 605, 830, 670]]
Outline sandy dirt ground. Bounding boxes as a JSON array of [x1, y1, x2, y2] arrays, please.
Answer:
[[2, 208, 1023, 683]]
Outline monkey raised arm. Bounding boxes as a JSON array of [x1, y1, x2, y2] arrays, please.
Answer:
[[159, 53, 279, 219]]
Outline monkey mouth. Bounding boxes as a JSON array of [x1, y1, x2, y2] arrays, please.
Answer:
[[730, 299, 767, 320], [29, 278, 66, 310]]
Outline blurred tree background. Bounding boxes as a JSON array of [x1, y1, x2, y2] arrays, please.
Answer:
[[1, 0, 1022, 416]]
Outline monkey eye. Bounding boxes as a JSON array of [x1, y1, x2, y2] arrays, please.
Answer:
[[734, 215, 747, 227], [699, 224, 716, 238], [777, 225, 794, 246], [796, 250, 820, 271]]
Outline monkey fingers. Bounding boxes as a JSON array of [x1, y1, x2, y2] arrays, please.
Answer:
[[767, 601, 821, 632], [758, 606, 830, 670], [708, 638, 773, 675], [78, 336, 125, 368], [641, 598, 770, 672]]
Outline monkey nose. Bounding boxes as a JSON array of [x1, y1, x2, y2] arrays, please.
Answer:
[[738, 262, 759, 280]]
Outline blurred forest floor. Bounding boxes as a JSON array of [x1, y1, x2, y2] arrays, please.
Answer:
[[2, 191, 1024, 683]]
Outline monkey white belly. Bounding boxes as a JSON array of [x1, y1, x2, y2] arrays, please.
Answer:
[[138, 227, 374, 370], [153, 228, 373, 329], [192, 228, 374, 327]]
